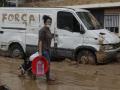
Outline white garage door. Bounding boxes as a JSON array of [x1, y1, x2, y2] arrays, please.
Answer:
[[104, 14, 120, 36]]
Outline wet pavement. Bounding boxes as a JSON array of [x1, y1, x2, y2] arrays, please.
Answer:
[[0, 56, 120, 90]]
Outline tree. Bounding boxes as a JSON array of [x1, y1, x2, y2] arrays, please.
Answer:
[[0, 0, 6, 7]]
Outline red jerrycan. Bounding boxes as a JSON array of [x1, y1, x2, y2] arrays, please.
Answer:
[[32, 56, 49, 76]]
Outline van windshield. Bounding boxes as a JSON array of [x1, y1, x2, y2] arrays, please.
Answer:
[[77, 12, 103, 30]]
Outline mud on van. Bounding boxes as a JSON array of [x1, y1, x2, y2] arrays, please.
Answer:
[[0, 7, 120, 64]]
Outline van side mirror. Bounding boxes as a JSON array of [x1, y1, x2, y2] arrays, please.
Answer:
[[80, 25, 85, 34]]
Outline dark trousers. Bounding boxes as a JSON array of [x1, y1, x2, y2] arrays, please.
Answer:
[[42, 50, 51, 80]]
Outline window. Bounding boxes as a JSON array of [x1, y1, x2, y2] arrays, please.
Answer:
[[57, 11, 80, 32], [104, 14, 119, 33], [77, 12, 103, 30]]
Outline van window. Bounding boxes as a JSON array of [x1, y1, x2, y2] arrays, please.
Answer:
[[57, 11, 80, 32], [77, 12, 103, 30]]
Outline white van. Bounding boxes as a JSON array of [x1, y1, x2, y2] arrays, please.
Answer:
[[0, 7, 120, 64]]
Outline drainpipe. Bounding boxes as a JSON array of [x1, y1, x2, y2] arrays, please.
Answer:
[[3, 0, 6, 7]]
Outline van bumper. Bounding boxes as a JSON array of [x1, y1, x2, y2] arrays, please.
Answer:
[[96, 47, 120, 63]]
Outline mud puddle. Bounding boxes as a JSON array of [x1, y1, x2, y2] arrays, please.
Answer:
[[0, 56, 120, 90]]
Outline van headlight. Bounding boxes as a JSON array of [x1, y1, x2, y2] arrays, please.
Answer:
[[103, 45, 113, 50]]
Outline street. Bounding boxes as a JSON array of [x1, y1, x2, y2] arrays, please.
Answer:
[[0, 56, 120, 90]]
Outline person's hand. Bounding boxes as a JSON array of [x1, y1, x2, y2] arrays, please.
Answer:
[[38, 51, 42, 56]]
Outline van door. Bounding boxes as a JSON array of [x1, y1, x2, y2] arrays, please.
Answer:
[[0, 12, 4, 49], [25, 13, 40, 55], [55, 11, 83, 57], [0, 25, 4, 50], [0, 12, 26, 55]]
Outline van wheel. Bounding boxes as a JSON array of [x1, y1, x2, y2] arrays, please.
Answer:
[[76, 50, 96, 65], [9, 44, 24, 59]]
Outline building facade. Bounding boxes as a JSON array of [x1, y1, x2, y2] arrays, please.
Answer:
[[6, 0, 25, 6]]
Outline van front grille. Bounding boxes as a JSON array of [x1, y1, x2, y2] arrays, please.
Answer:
[[113, 42, 120, 49]]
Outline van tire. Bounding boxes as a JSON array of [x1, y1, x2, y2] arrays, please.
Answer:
[[9, 44, 25, 59], [76, 50, 96, 65]]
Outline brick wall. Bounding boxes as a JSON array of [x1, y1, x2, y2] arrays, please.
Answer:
[[25, 0, 48, 2]]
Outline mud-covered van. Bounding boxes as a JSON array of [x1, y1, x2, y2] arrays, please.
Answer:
[[0, 7, 120, 64]]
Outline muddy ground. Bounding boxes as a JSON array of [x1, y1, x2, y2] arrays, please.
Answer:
[[0, 56, 120, 90]]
